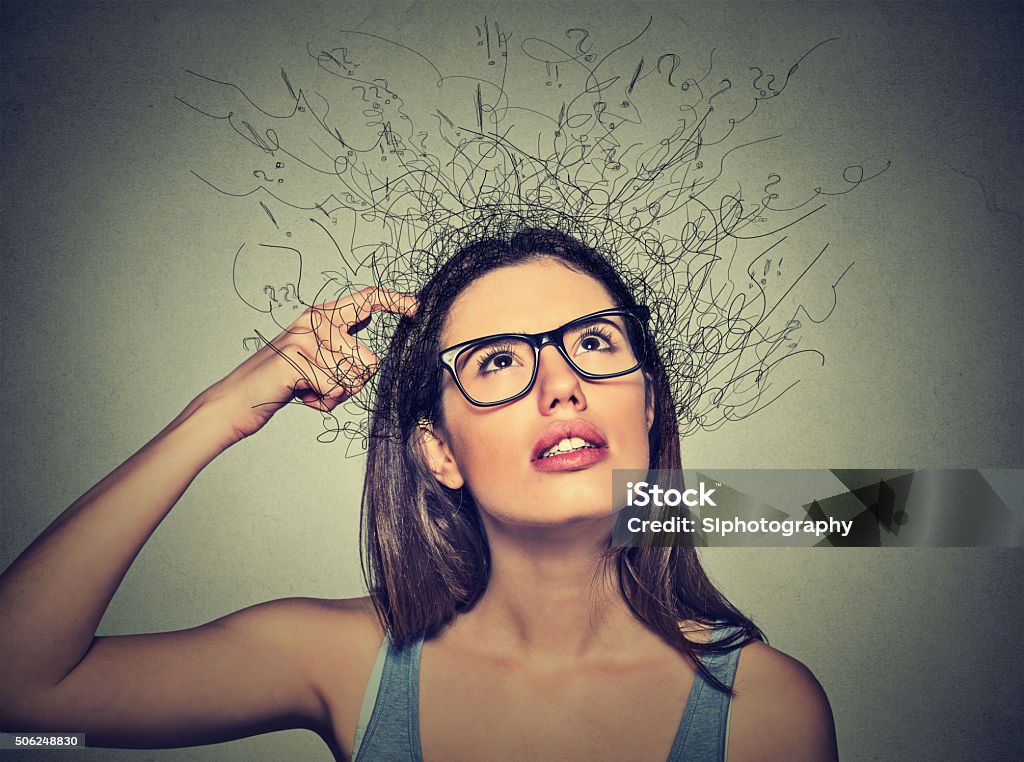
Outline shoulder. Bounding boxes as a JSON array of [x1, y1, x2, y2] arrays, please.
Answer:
[[273, 595, 385, 635], [727, 641, 838, 762], [277, 595, 386, 657]]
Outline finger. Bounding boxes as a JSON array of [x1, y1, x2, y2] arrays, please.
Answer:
[[258, 316, 379, 408], [353, 286, 419, 317], [289, 353, 353, 412], [328, 331, 381, 390], [318, 287, 419, 331], [307, 307, 372, 365], [300, 333, 381, 410], [275, 306, 347, 356]]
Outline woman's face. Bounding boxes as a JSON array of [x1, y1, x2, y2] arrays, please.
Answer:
[[425, 257, 653, 527]]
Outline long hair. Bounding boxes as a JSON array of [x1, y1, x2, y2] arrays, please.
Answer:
[[361, 226, 763, 692]]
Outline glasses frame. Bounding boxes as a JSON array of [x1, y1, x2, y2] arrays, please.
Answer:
[[438, 305, 651, 407]]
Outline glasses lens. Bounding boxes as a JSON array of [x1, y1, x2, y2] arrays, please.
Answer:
[[564, 313, 643, 376], [455, 337, 536, 404]]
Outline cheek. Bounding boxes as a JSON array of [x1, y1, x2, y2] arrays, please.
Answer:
[[439, 389, 512, 478], [447, 432, 524, 516], [621, 381, 654, 463]]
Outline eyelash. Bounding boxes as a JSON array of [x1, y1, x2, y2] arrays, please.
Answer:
[[474, 327, 616, 372], [577, 326, 615, 350], [476, 343, 518, 373]]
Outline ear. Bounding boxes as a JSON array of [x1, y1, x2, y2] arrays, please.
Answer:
[[415, 419, 465, 490], [643, 372, 656, 432]]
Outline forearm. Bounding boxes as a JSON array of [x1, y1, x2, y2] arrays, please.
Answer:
[[0, 392, 235, 690]]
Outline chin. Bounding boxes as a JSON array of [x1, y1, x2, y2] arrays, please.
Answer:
[[486, 486, 617, 526], [494, 510, 615, 531]]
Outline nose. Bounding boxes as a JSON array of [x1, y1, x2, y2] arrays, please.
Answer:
[[534, 344, 587, 411]]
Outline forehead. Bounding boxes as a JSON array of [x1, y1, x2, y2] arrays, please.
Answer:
[[442, 258, 618, 346]]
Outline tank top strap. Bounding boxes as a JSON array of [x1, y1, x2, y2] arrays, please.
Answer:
[[352, 633, 425, 762], [665, 624, 745, 762]]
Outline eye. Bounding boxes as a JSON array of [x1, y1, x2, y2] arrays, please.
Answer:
[[575, 327, 615, 353], [476, 343, 522, 374]]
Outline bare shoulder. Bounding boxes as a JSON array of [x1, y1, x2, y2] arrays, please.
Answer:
[[728, 641, 838, 762], [225, 596, 386, 711], [267, 596, 387, 755], [265, 595, 386, 672], [271, 594, 384, 635], [224, 596, 383, 650]]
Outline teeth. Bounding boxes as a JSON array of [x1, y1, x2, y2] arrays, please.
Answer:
[[540, 437, 598, 459]]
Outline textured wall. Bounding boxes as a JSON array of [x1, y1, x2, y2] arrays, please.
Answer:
[[2, 1, 1021, 760]]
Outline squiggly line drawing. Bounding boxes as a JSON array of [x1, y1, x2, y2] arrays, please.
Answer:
[[181, 19, 889, 449]]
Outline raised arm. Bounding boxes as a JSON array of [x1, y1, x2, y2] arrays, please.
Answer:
[[0, 288, 415, 747]]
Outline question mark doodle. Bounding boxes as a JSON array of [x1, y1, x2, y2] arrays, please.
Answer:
[[281, 282, 300, 309], [264, 285, 282, 307], [708, 79, 731, 110], [242, 335, 263, 353]]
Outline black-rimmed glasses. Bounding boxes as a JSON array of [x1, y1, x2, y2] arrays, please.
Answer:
[[438, 306, 650, 407]]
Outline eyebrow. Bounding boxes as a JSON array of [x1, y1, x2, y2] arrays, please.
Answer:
[[456, 314, 626, 347], [443, 305, 624, 347], [509, 313, 622, 334]]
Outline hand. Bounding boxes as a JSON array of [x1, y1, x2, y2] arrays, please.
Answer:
[[201, 287, 418, 445]]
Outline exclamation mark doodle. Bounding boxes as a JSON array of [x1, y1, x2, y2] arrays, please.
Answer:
[[260, 201, 278, 228], [484, 16, 494, 65], [496, 21, 508, 61]]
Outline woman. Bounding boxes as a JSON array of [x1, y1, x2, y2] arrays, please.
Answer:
[[0, 227, 837, 761]]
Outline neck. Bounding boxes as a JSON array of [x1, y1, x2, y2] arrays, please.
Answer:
[[449, 515, 659, 664]]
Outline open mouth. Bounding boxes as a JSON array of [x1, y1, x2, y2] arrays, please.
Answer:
[[531, 420, 609, 464], [538, 437, 602, 459]]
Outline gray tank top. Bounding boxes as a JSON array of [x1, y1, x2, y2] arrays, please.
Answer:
[[352, 624, 744, 761]]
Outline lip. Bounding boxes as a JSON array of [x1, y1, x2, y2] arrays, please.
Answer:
[[530, 419, 609, 468], [532, 445, 609, 472]]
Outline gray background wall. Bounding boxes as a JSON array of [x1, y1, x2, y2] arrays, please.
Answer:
[[2, 1, 1021, 760]]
